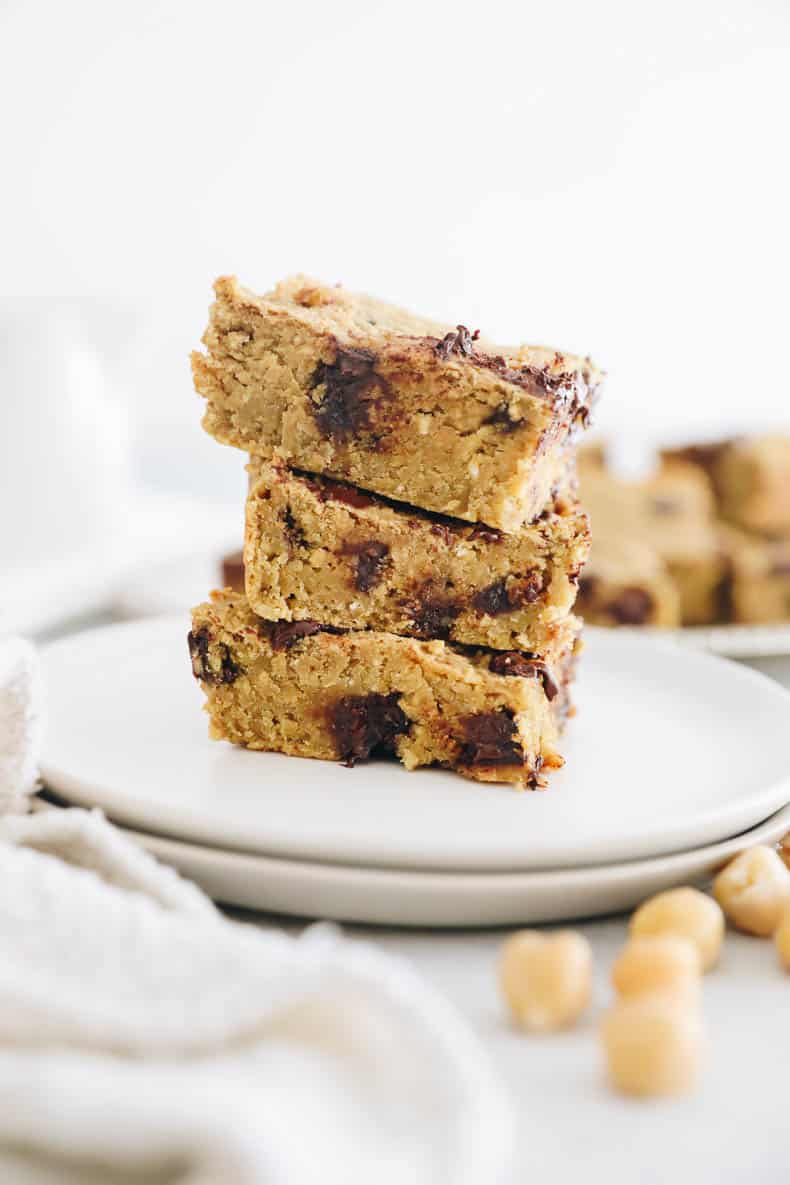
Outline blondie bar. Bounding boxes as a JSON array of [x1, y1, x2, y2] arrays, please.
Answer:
[[717, 527, 790, 624], [243, 460, 589, 652], [663, 437, 790, 535], [189, 590, 580, 788], [192, 276, 602, 531], [580, 462, 726, 625], [576, 538, 681, 628]]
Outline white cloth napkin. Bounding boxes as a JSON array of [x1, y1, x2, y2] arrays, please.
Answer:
[[0, 635, 513, 1185]]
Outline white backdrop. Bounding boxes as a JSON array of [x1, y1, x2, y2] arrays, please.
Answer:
[[2, 0, 789, 498]]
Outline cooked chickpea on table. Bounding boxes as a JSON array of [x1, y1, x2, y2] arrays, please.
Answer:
[[497, 844, 790, 1102]]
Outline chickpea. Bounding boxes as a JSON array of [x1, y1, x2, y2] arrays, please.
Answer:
[[630, 888, 724, 972], [775, 907, 790, 971], [712, 845, 790, 937], [601, 994, 704, 1097], [778, 833, 790, 872], [499, 929, 592, 1032], [611, 936, 701, 1005]]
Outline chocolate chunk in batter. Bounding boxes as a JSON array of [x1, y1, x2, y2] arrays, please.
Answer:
[[283, 507, 308, 548], [473, 571, 546, 616], [269, 620, 323, 649], [330, 692, 410, 766], [401, 590, 461, 639], [488, 653, 560, 701], [606, 587, 654, 625], [485, 402, 524, 433], [187, 628, 243, 685], [458, 709, 524, 767], [343, 540, 390, 592], [311, 347, 388, 440], [472, 578, 510, 616], [650, 496, 681, 516]]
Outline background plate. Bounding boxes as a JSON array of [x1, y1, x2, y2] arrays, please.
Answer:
[[40, 617, 790, 872], [643, 621, 790, 660], [35, 795, 790, 926]]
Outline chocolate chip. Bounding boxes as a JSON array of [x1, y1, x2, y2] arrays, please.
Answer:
[[651, 496, 681, 516], [268, 620, 323, 650], [473, 578, 510, 616], [329, 692, 410, 766], [458, 710, 524, 767], [311, 347, 387, 440], [434, 325, 480, 360], [507, 570, 547, 607], [771, 559, 790, 578], [714, 558, 735, 622], [283, 507, 308, 548], [484, 402, 523, 433], [187, 628, 244, 685], [319, 480, 377, 510], [606, 587, 654, 625], [473, 571, 546, 616], [401, 590, 460, 639], [488, 653, 560, 701], [343, 540, 390, 592]]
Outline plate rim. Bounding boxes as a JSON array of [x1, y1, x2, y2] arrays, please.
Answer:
[[34, 794, 790, 926]]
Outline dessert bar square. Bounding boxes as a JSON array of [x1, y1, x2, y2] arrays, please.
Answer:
[[580, 460, 726, 625], [663, 437, 790, 536], [192, 275, 602, 532], [719, 528, 790, 624], [189, 590, 580, 788], [576, 537, 681, 628], [243, 459, 589, 652]]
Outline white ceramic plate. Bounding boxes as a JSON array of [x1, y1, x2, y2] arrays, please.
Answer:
[[34, 794, 790, 926], [40, 617, 790, 872], [637, 622, 790, 660]]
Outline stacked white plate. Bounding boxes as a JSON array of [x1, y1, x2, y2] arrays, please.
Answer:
[[39, 619, 790, 926]]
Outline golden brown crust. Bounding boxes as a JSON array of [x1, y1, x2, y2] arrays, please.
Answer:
[[192, 275, 603, 531]]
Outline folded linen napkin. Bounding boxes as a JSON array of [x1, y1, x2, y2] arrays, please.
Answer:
[[0, 635, 513, 1185]]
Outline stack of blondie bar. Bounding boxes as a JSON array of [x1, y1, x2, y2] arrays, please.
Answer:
[[188, 276, 602, 787]]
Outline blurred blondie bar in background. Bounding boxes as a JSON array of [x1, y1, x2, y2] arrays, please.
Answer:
[[578, 436, 790, 628]]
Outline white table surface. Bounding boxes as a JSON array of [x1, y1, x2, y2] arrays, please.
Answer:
[[273, 914, 787, 1185]]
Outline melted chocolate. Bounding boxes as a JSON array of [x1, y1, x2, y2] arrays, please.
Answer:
[[401, 591, 461, 639], [458, 710, 524, 767], [606, 587, 654, 625], [268, 620, 346, 650], [473, 571, 546, 616], [187, 628, 243, 685], [329, 693, 410, 766], [473, 578, 510, 616], [484, 402, 524, 433], [343, 540, 390, 592], [311, 347, 388, 440]]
